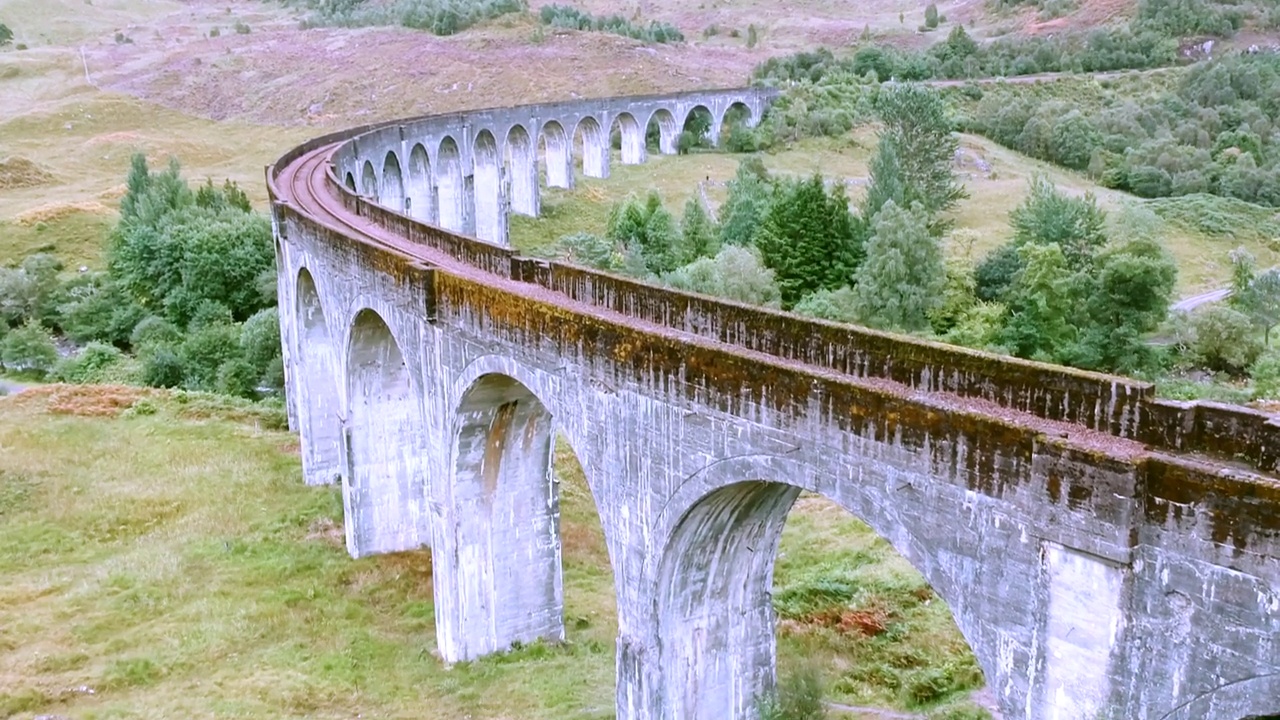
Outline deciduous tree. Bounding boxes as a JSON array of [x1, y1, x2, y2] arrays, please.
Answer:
[[851, 200, 944, 332]]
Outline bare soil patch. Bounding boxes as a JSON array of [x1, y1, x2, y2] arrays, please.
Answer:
[[0, 156, 55, 189]]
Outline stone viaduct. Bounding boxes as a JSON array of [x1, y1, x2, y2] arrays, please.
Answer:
[[266, 87, 1280, 720]]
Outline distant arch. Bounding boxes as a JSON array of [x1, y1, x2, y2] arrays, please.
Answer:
[[344, 308, 426, 557], [681, 104, 716, 150], [381, 151, 405, 213], [360, 159, 378, 199], [646, 108, 679, 155], [505, 124, 538, 216], [437, 136, 465, 232], [343, 171, 357, 192], [574, 115, 609, 178], [612, 111, 646, 165], [540, 120, 572, 189], [294, 268, 342, 487], [718, 101, 755, 149], [473, 129, 503, 244], [406, 143, 436, 223]]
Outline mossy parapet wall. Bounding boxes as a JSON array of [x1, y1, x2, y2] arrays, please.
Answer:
[[542, 262, 1150, 434], [1144, 452, 1280, 557], [1141, 399, 1280, 475]]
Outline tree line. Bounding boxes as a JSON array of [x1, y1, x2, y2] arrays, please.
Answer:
[[0, 155, 282, 399]]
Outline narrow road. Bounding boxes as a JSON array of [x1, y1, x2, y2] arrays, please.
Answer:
[[1171, 287, 1233, 313]]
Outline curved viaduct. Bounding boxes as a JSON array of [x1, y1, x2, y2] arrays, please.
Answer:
[[267, 87, 1280, 720]]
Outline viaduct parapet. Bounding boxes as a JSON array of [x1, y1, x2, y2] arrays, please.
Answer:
[[267, 87, 1280, 720]]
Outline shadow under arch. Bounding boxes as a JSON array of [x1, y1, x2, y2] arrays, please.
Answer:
[[472, 129, 502, 243], [573, 115, 608, 178], [344, 307, 427, 558], [436, 135, 465, 232], [652, 456, 990, 720], [443, 367, 617, 666], [294, 267, 342, 487], [611, 111, 645, 165], [505, 123, 538, 216], [540, 120, 572, 189], [645, 107, 679, 154], [405, 142, 435, 223]]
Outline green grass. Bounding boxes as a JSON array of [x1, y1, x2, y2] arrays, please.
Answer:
[[0, 211, 115, 269], [0, 386, 986, 719]]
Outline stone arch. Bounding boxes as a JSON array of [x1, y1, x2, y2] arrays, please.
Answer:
[[344, 308, 426, 558], [381, 151, 405, 213], [718, 101, 755, 149], [505, 123, 539, 216], [294, 268, 342, 487], [436, 135, 465, 232], [360, 159, 378, 199], [444, 372, 568, 660], [681, 104, 717, 149], [1158, 674, 1280, 720], [645, 108, 679, 155], [343, 171, 357, 192], [574, 115, 609, 179], [540, 120, 573, 189], [472, 129, 504, 244], [611, 111, 646, 165], [650, 455, 989, 720], [406, 142, 436, 223]]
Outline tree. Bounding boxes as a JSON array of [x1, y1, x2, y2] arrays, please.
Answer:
[[872, 83, 965, 218], [0, 320, 58, 375], [998, 243, 1077, 362], [240, 308, 282, 383], [973, 241, 1023, 302], [555, 232, 620, 271], [792, 286, 859, 323], [675, 197, 719, 266], [55, 273, 144, 346], [605, 191, 679, 275], [1069, 235, 1178, 373], [178, 322, 244, 391], [1010, 177, 1108, 267], [754, 174, 863, 308], [1185, 304, 1264, 374], [0, 23, 12, 46], [862, 137, 907, 224], [662, 246, 782, 307], [850, 201, 944, 332], [924, 2, 939, 29], [1252, 351, 1280, 399], [718, 158, 772, 247], [1242, 268, 1280, 345]]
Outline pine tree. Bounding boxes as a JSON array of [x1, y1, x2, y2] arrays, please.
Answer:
[[754, 174, 862, 308], [718, 159, 772, 247], [851, 200, 944, 332], [873, 84, 965, 219], [675, 197, 719, 266]]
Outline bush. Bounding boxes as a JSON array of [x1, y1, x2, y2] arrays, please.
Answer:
[[51, 342, 125, 384], [1184, 305, 1265, 374], [233, 21, 251, 34], [0, 22, 13, 46], [1251, 351, 1280, 399], [0, 320, 58, 375], [756, 663, 828, 720], [130, 315, 182, 351], [538, 4, 684, 43], [141, 346, 184, 388], [178, 323, 244, 391]]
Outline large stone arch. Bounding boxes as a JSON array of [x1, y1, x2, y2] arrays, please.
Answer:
[[359, 159, 378, 199], [645, 108, 679, 155], [294, 267, 342, 487], [541, 120, 573, 189], [612, 111, 646, 165], [442, 371, 565, 661], [344, 308, 427, 558], [574, 115, 609, 179], [646, 454, 990, 720], [505, 123, 539, 216], [406, 142, 436, 223], [436, 135, 466, 233], [717, 101, 757, 148], [681, 104, 717, 149], [381, 151, 405, 214], [472, 129, 505, 245]]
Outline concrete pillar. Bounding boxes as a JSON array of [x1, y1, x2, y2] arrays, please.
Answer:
[[462, 174, 477, 237], [437, 137, 465, 233], [345, 309, 428, 557], [579, 117, 610, 179], [381, 151, 405, 213], [473, 131, 506, 245], [544, 121, 573, 189], [506, 124, 540, 217], [434, 375, 563, 662], [617, 112, 647, 165]]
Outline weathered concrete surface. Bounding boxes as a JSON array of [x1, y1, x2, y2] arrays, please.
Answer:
[[268, 88, 1280, 720]]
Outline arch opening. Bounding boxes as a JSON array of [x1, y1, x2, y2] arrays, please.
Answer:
[[445, 372, 616, 671], [344, 171, 357, 192], [610, 111, 646, 165], [472, 129, 504, 244], [645, 108, 679, 155], [573, 115, 609, 179], [345, 308, 426, 557], [656, 481, 988, 720], [540, 120, 573, 189], [436, 136, 466, 232], [680, 105, 716, 153], [381, 151, 405, 213], [505, 124, 539, 216], [719, 101, 756, 153], [406, 142, 437, 223], [294, 269, 342, 487], [360, 159, 378, 200]]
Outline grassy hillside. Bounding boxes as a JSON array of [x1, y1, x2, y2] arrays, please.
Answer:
[[0, 385, 989, 719]]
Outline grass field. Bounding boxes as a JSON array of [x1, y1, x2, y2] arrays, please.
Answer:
[[0, 385, 987, 719]]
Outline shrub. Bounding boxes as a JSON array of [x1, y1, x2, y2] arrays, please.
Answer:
[[538, 4, 684, 43], [178, 323, 244, 391], [130, 315, 182, 351], [233, 21, 251, 34], [1185, 305, 1264, 374], [141, 346, 184, 388], [1251, 351, 1280, 399], [0, 320, 58, 375], [0, 22, 13, 46], [925, 2, 940, 29], [756, 663, 828, 720], [51, 342, 125, 384]]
